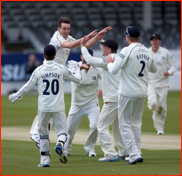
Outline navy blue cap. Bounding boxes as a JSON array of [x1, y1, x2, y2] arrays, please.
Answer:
[[150, 34, 161, 40], [44, 45, 56, 56], [125, 26, 140, 37], [88, 48, 93, 56], [99, 39, 118, 51]]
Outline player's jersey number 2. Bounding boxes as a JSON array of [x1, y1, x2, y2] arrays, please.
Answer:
[[43, 79, 59, 95], [138, 61, 145, 77]]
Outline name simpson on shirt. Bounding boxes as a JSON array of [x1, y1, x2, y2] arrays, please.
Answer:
[[41, 72, 60, 79]]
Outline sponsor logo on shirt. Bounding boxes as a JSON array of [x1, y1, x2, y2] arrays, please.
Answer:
[[102, 57, 106, 62], [138, 49, 147, 52], [92, 76, 96, 80], [156, 62, 163, 66], [161, 56, 165, 60], [68, 71, 72, 75], [119, 53, 125, 59]]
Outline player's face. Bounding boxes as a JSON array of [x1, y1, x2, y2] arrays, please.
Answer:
[[102, 45, 111, 56], [58, 23, 70, 39], [150, 38, 161, 48]]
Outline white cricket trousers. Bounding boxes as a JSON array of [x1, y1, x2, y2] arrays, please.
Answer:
[[37, 110, 68, 165], [38, 110, 68, 136], [98, 102, 128, 157], [30, 116, 53, 135], [65, 102, 100, 154], [147, 86, 168, 131], [118, 95, 145, 160]]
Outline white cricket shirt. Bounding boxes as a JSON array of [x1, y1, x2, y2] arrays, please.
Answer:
[[148, 46, 177, 87], [81, 46, 120, 103], [108, 43, 157, 98], [71, 61, 102, 106], [49, 31, 75, 65], [16, 60, 81, 112]]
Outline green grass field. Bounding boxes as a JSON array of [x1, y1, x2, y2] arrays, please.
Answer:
[[1, 92, 181, 175], [1, 140, 181, 175], [1, 92, 181, 133]]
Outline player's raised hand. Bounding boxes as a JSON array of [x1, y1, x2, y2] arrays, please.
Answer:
[[97, 26, 113, 40], [106, 55, 114, 64], [97, 89, 103, 98], [86, 29, 98, 41], [80, 35, 87, 47]]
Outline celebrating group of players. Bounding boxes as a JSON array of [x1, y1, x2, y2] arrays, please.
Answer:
[[9, 17, 176, 167]]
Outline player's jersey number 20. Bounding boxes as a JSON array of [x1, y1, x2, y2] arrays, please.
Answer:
[[43, 79, 59, 95]]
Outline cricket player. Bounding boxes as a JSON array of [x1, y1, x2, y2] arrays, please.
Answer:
[[106, 26, 157, 164], [30, 17, 112, 146], [81, 37, 128, 162], [148, 34, 177, 135], [9, 45, 83, 167], [64, 49, 102, 157]]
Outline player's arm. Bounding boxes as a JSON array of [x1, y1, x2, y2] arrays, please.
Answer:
[[9, 69, 38, 103], [61, 29, 98, 49], [63, 63, 82, 84], [106, 48, 128, 74], [165, 50, 177, 76], [85, 26, 113, 48], [97, 89, 103, 98], [149, 58, 157, 73], [81, 46, 107, 69]]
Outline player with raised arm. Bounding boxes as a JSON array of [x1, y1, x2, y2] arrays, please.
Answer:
[[80, 36, 128, 162], [64, 49, 102, 157], [148, 34, 177, 135], [30, 17, 113, 147], [8, 45, 85, 167], [106, 26, 157, 164]]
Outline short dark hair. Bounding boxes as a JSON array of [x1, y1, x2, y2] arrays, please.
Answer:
[[111, 49, 117, 53], [44, 55, 54, 60], [58, 17, 71, 28]]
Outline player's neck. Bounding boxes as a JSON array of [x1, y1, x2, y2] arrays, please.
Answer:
[[152, 46, 159, 53]]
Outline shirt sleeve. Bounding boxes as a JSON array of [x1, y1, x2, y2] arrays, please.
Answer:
[[16, 68, 38, 98], [166, 50, 177, 75], [149, 58, 157, 73], [63, 66, 81, 84], [97, 67, 102, 79], [107, 47, 129, 74], [81, 46, 107, 69], [49, 32, 66, 50]]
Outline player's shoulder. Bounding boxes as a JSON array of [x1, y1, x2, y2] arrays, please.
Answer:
[[52, 31, 65, 42], [37, 64, 45, 71], [54, 63, 64, 69], [159, 46, 169, 53], [67, 35, 76, 41]]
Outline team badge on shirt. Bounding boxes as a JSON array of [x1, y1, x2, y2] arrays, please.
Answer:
[[92, 76, 96, 80], [161, 56, 165, 60], [68, 71, 72, 75], [102, 57, 106, 62], [119, 53, 125, 59]]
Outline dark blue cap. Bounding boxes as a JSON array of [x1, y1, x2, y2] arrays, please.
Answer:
[[125, 26, 140, 37], [150, 34, 161, 40], [44, 45, 56, 56], [99, 39, 118, 51], [88, 48, 93, 56]]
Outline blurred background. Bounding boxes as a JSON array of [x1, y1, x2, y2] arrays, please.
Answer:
[[1, 1, 181, 95]]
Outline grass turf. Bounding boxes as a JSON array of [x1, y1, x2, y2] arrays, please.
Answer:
[[1, 91, 181, 134], [1, 140, 181, 175]]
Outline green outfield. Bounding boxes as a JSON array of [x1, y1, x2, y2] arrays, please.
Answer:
[[1, 92, 181, 175], [1, 140, 181, 175], [1, 92, 181, 133]]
